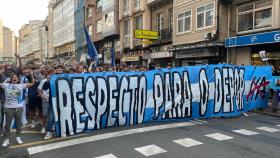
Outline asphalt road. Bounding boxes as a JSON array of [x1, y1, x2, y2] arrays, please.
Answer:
[[1, 113, 280, 158]]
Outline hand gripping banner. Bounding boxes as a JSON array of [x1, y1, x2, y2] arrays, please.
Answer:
[[50, 65, 272, 137]]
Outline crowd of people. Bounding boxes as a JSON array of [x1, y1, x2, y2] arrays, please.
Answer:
[[0, 56, 279, 147], [0, 56, 172, 147]]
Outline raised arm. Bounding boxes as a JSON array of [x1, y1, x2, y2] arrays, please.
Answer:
[[26, 70, 35, 88], [15, 54, 22, 68]]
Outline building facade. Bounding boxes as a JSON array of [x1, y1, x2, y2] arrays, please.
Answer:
[[53, 0, 76, 64], [171, 0, 228, 66], [119, 0, 151, 65], [0, 20, 3, 63], [45, 0, 56, 63], [86, 0, 120, 65], [146, 0, 174, 67], [2, 27, 14, 64], [225, 0, 280, 68], [31, 22, 45, 63], [75, 0, 86, 63], [19, 21, 43, 64]]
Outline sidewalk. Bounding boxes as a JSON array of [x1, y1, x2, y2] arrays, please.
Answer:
[[253, 102, 280, 118]]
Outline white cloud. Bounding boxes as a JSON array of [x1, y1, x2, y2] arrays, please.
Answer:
[[0, 0, 49, 36]]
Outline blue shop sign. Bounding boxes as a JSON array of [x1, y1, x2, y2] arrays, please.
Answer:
[[225, 31, 280, 47]]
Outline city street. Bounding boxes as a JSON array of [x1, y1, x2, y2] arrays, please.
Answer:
[[1, 112, 280, 158]]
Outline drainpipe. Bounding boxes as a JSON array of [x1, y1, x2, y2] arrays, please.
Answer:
[[226, 1, 231, 64]]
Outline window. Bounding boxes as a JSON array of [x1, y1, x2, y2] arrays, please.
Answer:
[[88, 25, 93, 36], [196, 3, 214, 29], [124, 0, 129, 14], [237, 0, 272, 32], [97, 20, 102, 33], [124, 20, 130, 35], [134, 0, 142, 10], [96, 0, 102, 9], [124, 20, 130, 47], [177, 10, 191, 33], [87, 7, 93, 18], [135, 15, 143, 29], [157, 13, 164, 31], [168, 8, 173, 28], [103, 0, 114, 10], [104, 12, 114, 28]]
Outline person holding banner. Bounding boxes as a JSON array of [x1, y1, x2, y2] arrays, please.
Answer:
[[1, 71, 35, 147], [272, 67, 280, 113]]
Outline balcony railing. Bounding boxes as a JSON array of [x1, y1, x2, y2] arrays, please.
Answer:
[[157, 27, 172, 42]]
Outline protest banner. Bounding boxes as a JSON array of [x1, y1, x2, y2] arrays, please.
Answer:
[[50, 65, 272, 137]]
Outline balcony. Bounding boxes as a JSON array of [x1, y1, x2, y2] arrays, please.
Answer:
[[124, 35, 131, 48], [157, 28, 172, 43]]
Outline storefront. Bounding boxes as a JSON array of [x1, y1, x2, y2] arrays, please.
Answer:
[[143, 51, 173, 67], [225, 30, 280, 67], [171, 42, 226, 66]]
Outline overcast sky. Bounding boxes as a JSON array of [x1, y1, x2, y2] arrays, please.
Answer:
[[0, 0, 49, 36]]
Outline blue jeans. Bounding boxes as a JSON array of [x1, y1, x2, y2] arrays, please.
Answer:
[[46, 103, 55, 133]]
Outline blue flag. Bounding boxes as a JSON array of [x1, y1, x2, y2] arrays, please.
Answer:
[[84, 25, 99, 66], [111, 48, 115, 67]]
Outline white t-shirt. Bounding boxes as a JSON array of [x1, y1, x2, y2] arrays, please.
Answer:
[[38, 79, 49, 101], [1, 83, 27, 108]]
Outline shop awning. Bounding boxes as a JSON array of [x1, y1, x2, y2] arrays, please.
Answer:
[[225, 30, 280, 48]]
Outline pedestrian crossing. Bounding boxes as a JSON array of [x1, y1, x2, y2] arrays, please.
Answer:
[[205, 133, 234, 141], [232, 129, 259, 135], [95, 125, 280, 158], [256, 127, 280, 132]]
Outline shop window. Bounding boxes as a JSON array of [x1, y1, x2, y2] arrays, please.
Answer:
[[177, 10, 191, 33], [237, 0, 272, 33], [196, 3, 214, 29]]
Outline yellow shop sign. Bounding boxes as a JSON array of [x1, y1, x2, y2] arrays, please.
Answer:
[[134, 30, 158, 40]]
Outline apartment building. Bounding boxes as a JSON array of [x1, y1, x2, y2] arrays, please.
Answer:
[[146, 0, 173, 67], [75, 0, 86, 63], [171, 0, 229, 66], [52, 0, 76, 63], [0, 20, 3, 63], [19, 21, 43, 64], [31, 22, 46, 63], [86, 0, 120, 65], [225, 0, 280, 67], [45, 0, 56, 63], [19, 24, 32, 64], [2, 27, 14, 64], [119, 0, 151, 65]]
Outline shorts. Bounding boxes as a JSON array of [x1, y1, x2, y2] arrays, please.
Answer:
[[42, 100, 50, 116], [28, 96, 42, 112]]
